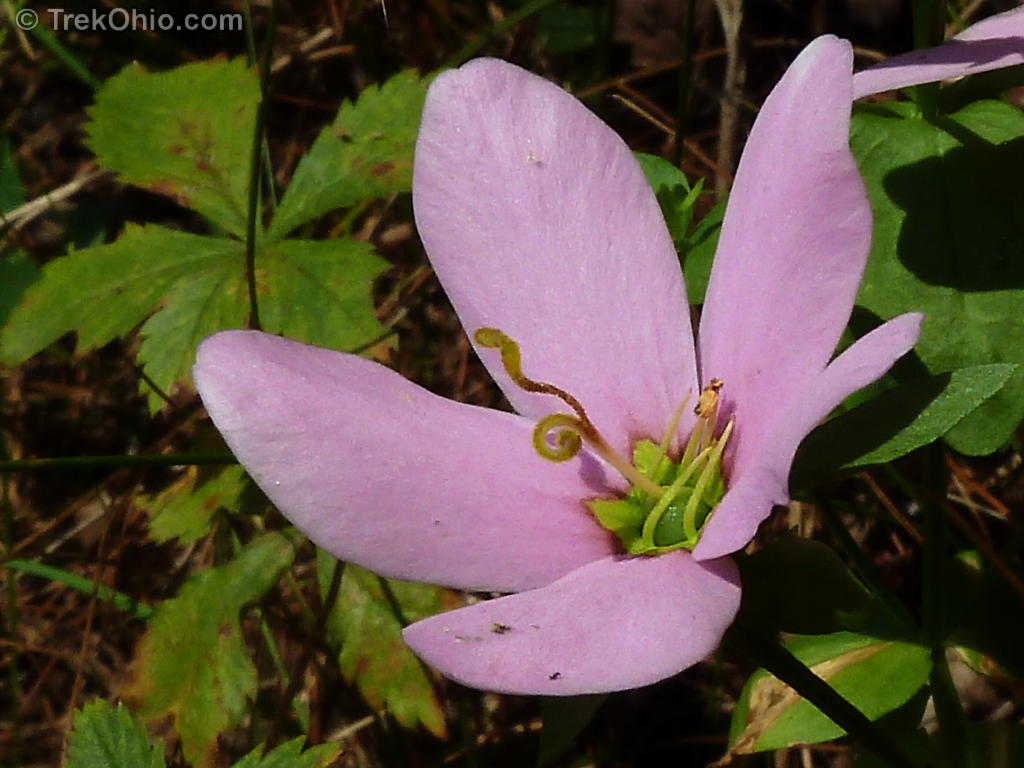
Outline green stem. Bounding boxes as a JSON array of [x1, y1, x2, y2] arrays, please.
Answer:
[[920, 449, 973, 768], [2, 558, 153, 619], [3, 475, 22, 768], [445, 0, 561, 68], [0, 452, 236, 472], [244, 0, 280, 331], [911, 0, 944, 118], [728, 623, 918, 768], [672, 0, 697, 165]]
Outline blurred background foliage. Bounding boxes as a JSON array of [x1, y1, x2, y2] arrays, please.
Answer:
[[2, 1, 1023, 766]]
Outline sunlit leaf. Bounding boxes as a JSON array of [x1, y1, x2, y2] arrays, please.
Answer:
[[852, 99, 1024, 455], [319, 553, 451, 737], [138, 466, 247, 545], [86, 59, 257, 235], [268, 69, 428, 240], [258, 238, 388, 351], [728, 632, 930, 754], [0, 225, 241, 367], [125, 531, 300, 768], [67, 699, 165, 768], [230, 737, 341, 768]]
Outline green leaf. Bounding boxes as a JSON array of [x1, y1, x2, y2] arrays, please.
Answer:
[[948, 551, 1024, 679], [230, 737, 341, 768], [67, 699, 165, 768], [728, 632, 931, 754], [737, 537, 875, 635], [86, 59, 257, 235], [681, 196, 725, 305], [851, 99, 1024, 455], [0, 222, 386, 411], [538, 695, 606, 766], [319, 553, 450, 737], [269, 70, 428, 240], [126, 531, 300, 768], [792, 364, 1015, 488], [536, 3, 599, 53], [0, 225, 242, 366], [138, 466, 247, 544], [258, 238, 388, 351]]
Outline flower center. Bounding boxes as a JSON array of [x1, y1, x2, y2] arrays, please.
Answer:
[[475, 327, 734, 554]]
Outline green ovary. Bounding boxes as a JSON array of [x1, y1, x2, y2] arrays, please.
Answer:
[[586, 425, 731, 555]]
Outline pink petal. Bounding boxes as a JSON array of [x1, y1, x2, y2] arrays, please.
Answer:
[[697, 36, 872, 487], [693, 313, 923, 560], [403, 551, 740, 695], [194, 330, 617, 592], [413, 59, 698, 456], [853, 8, 1024, 99]]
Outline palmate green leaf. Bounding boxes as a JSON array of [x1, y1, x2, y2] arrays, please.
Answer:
[[791, 364, 1015, 488], [67, 699, 165, 768], [126, 531, 300, 768], [851, 99, 1024, 455], [727, 632, 931, 755], [86, 59, 257, 235], [268, 70, 428, 240], [258, 238, 388, 351], [318, 552, 450, 737], [138, 466, 247, 544], [1, 222, 387, 411], [0, 225, 241, 367], [230, 737, 341, 768]]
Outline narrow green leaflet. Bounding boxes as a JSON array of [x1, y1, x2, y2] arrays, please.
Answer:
[[125, 531, 300, 768], [727, 632, 930, 755], [138, 466, 247, 544], [230, 737, 341, 768], [792, 364, 1015, 488], [268, 69, 428, 240], [318, 553, 450, 737], [851, 100, 1024, 455], [0, 225, 242, 366], [67, 699, 165, 768], [258, 238, 388, 351], [737, 537, 875, 635], [86, 59, 257, 236]]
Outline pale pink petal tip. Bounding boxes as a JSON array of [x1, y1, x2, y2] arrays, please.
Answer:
[[194, 330, 615, 593], [693, 313, 923, 561], [853, 8, 1024, 99], [403, 552, 741, 695]]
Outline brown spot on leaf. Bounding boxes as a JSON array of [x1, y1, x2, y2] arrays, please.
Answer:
[[369, 160, 396, 177], [490, 623, 511, 634]]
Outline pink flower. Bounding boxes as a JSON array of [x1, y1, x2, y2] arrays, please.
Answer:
[[194, 16, 1021, 695]]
